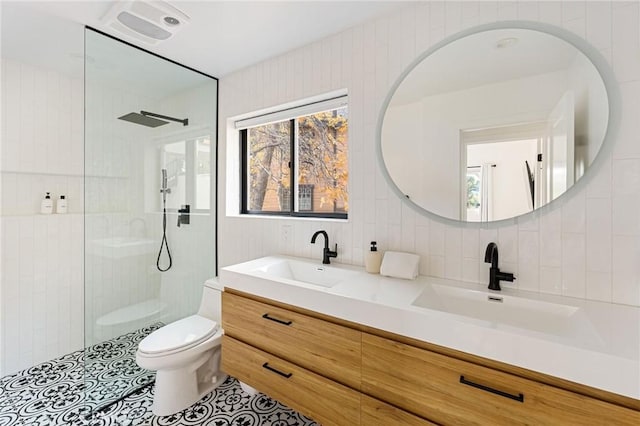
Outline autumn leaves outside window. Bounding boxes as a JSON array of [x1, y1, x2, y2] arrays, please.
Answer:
[[240, 105, 348, 218]]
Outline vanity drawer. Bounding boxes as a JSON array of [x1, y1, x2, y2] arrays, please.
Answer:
[[361, 394, 436, 425], [222, 336, 360, 426], [222, 291, 361, 389], [362, 334, 640, 426]]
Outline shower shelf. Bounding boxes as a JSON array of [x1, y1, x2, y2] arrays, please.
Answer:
[[96, 298, 168, 327], [87, 236, 156, 259]]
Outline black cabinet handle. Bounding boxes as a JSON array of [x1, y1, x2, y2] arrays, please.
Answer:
[[459, 375, 524, 402], [262, 362, 292, 378], [262, 313, 292, 326]]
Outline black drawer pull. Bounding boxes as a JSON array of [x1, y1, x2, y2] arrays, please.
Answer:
[[262, 313, 292, 326], [262, 362, 292, 378], [459, 375, 524, 402]]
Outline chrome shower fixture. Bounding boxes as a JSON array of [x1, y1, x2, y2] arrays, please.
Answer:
[[157, 168, 172, 272], [160, 168, 171, 203], [118, 111, 189, 128]]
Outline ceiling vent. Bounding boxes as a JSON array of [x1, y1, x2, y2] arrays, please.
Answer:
[[101, 1, 190, 45]]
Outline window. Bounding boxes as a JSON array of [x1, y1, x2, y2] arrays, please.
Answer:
[[159, 135, 211, 212], [161, 141, 186, 211], [238, 97, 348, 218], [279, 184, 314, 212], [195, 138, 211, 210], [466, 166, 482, 222]]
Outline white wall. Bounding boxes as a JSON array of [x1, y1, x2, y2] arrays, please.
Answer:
[[568, 51, 610, 167], [219, 1, 640, 308], [467, 139, 538, 221], [0, 59, 84, 375], [381, 102, 423, 205], [384, 69, 569, 219], [0, 36, 218, 376]]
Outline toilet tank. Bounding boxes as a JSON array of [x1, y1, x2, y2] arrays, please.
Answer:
[[198, 278, 223, 322]]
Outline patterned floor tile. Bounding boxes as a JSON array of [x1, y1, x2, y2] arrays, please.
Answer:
[[84, 323, 163, 411], [0, 326, 319, 426]]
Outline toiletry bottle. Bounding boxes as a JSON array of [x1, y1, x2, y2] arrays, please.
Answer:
[[365, 241, 382, 274], [56, 195, 68, 214], [40, 192, 53, 214]]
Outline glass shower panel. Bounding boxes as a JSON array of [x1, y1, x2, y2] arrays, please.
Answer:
[[84, 28, 217, 414]]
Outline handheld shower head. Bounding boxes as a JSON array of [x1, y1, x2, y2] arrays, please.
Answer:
[[160, 169, 170, 202]]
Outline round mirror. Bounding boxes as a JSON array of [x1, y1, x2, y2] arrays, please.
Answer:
[[378, 23, 614, 223]]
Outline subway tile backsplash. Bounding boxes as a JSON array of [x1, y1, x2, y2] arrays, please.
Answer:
[[218, 1, 640, 308]]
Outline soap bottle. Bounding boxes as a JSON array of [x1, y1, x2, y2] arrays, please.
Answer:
[[56, 195, 68, 214], [365, 241, 382, 274], [40, 192, 53, 214]]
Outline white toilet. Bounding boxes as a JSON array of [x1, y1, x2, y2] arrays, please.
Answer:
[[136, 278, 228, 416]]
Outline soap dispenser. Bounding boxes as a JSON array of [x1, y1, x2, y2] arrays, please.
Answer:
[[40, 192, 53, 214], [365, 241, 382, 274], [56, 195, 68, 214]]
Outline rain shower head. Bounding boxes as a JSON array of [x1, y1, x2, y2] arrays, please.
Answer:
[[117, 111, 189, 128], [118, 112, 168, 127]]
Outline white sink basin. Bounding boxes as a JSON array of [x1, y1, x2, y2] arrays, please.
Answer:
[[411, 283, 600, 343], [220, 255, 640, 399], [251, 258, 358, 288]]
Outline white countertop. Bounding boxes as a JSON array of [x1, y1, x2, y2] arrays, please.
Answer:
[[219, 255, 640, 400]]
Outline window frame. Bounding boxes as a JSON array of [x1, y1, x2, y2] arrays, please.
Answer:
[[157, 133, 212, 214], [239, 110, 348, 220]]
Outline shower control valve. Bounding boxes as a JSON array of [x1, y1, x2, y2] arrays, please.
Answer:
[[177, 204, 190, 227]]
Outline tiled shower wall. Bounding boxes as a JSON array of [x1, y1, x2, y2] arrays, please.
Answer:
[[0, 58, 84, 375], [219, 1, 640, 307], [1, 52, 217, 375]]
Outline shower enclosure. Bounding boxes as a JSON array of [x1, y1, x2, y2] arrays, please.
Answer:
[[84, 28, 218, 413]]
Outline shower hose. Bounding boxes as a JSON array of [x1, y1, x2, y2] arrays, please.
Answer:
[[156, 200, 172, 272]]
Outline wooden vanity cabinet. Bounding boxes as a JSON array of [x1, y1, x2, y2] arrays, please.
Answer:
[[221, 291, 361, 389], [222, 290, 640, 426], [221, 290, 365, 425], [362, 333, 640, 426], [361, 395, 437, 425], [222, 336, 361, 426]]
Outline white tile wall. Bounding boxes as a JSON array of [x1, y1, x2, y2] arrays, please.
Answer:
[[218, 1, 640, 308], [1, 59, 84, 176], [1, 53, 218, 375], [1, 59, 84, 375]]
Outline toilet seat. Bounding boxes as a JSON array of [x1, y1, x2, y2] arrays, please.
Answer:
[[138, 315, 218, 356]]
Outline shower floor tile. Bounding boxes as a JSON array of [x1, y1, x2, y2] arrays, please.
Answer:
[[84, 324, 164, 412], [0, 327, 319, 426]]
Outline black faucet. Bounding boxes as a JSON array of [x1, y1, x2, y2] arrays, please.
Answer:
[[484, 242, 515, 291], [310, 230, 337, 264]]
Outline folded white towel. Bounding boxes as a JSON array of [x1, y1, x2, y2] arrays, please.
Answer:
[[380, 251, 420, 280]]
